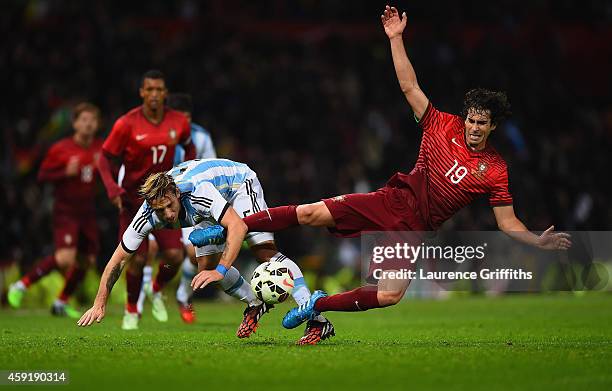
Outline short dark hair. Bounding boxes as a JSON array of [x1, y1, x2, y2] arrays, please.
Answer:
[[167, 93, 193, 113], [462, 88, 512, 125], [72, 102, 101, 122], [141, 69, 165, 86]]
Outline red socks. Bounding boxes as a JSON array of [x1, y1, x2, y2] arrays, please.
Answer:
[[21, 255, 58, 287], [58, 263, 88, 302], [243, 205, 299, 232], [152, 262, 180, 293], [314, 286, 381, 312], [125, 270, 142, 313]]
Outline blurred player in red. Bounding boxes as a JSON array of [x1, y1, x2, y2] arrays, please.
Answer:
[[8, 103, 103, 318], [98, 70, 194, 330], [135, 93, 218, 324], [189, 6, 573, 336]]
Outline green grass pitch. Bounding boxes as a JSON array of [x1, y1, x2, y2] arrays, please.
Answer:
[[1, 294, 611, 390]]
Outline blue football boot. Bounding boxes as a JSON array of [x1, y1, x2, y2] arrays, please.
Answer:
[[188, 225, 226, 247], [282, 290, 327, 329]]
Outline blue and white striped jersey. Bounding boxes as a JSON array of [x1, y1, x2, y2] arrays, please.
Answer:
[[121, 159, 255, 252], [173, 122, 216, 165]]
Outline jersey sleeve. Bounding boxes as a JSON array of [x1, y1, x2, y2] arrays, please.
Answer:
[[189, 181, 230, 223], [103, 116, 130, 158], [489, 166, 513, 207], [416, 102, 464, 135], [121, 202, 156, 253]]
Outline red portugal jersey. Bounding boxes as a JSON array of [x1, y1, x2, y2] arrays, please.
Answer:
[[102, 106, 191, 202], [388, 103, 513, 230], [38, 137, 103, 214]]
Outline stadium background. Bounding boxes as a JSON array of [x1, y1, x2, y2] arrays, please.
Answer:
[[1, 0, 611, 293]]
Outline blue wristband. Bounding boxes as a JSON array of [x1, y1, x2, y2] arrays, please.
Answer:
[[215, 264, 228, 276]]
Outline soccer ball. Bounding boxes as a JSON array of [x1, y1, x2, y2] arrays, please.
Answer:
[[251, 262, 294, 304]]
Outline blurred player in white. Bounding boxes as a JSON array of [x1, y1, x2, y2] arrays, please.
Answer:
[[79, 159, 334, 344]]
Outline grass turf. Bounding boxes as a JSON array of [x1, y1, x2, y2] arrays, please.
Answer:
[[1, 294, 611, 391]]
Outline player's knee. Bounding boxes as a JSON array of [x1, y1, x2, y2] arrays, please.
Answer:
[[296, 203, 319, 225], [147, 238, 159, 261], [162, 248, 183, 264], [377, 289, 404, 306], [128, 255, 146, 272], [297, 202, 333, 227], [250, 241, 278, 262], [55, 249, 77, 269]]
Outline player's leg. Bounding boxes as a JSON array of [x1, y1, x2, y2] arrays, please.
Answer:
[[148, 229, 184, 322], [249, 241, 335, 345], [249, 241, 313, 304], [123, 252, 146, 329], [316, 277, 410, 311], [50, 248, 82, 318], [176, 246, 198, 306], [8, 215, 78, 309], [232, 175, 335, 343], [53, 255, 92, 318], [54, 216, 99, 318], [282, 276, 410, 328], [243, 201, 335, 231], [136, 229, 183, 322], [196, 251, 262, 309], [136, 234, 157, 314], [188, 192, 387, 246], [152, 230, 183, 294], [176, 227, 198, 323], [283, 232, 418, 326], [194, 242, 270, 338], [118, 207, 147, 329]]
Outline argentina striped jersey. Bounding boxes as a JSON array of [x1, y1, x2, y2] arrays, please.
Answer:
[[121, 159, 255, 252]]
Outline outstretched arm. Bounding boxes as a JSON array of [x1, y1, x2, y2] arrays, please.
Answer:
[[77, 244, 133, 326], [381, 5, 429, 119], [190, 206, 247, 290], [493, 205, 572, 250]]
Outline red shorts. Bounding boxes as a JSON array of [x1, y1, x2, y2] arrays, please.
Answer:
[[119, 203, 182, 257], [53, 212, 99, 255], [322, 186, 426, 238], [323, 187, 427, 283]]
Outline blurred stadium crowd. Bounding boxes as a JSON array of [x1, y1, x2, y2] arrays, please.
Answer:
[[1, 0, 611, 279]]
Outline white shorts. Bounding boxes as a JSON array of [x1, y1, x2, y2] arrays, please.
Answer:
[[181, 226, 194, 246], [194, 176, 274, 257]]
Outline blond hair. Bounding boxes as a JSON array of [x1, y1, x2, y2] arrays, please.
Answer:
[[139, 173, 178, 203]]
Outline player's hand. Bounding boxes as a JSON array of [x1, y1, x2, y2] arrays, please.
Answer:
[[537, 225, 572, 250], [77, 304, 106, 327], [65, 156, 80, 177], [381, 5, 407, 39], [191, 270, 224, 290], [110, 195, 123, 211]]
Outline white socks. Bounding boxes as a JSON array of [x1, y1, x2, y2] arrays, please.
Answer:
[[269, 252, 310, 305], [176, 258, 197, 305], [219, 266, 261, 306], [136, 265, 153, 314]]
